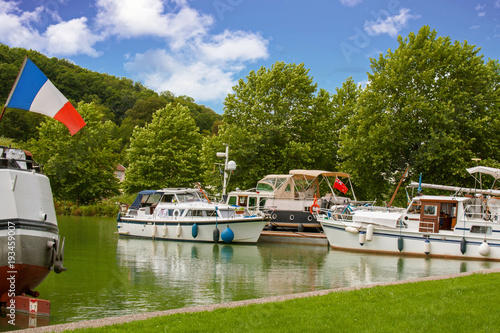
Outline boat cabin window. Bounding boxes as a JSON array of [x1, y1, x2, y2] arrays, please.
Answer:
[[238, 196, 247, 206], [185, 209, 216, 217], [407, 201, 421, 214], [470, 225, 492, 235], [176, 193, 200, 202], [423, 205, 437, 216], [142, 193, 162, 206], [284, 184, 291, 193], [227, 196, 237, 205], [256, 182, 274, 192], [161, 194, 175, 203], [248, 197, 257, 208], [259, 197, 267, 208]]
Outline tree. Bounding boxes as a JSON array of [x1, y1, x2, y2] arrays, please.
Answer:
[[206, 61, 342, 191], [122, 103, 202, 194], [340, 26, 500, 202], [29, 102, 121, 204]]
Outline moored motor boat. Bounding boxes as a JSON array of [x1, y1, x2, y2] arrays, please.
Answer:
[[117, 188, 268, 244], [318, 166, 500, 261], [242, 170, 364, 232], [0, 146, 65, 305]]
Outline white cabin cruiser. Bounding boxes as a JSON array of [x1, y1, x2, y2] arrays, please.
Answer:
[[117, 188, 268, 243], [318, 166, 500, 261], [0, 146, 65, 304]]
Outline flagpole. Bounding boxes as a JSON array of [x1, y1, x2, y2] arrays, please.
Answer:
[[0, 105, 6, 123], [0, 56, 29, 125]]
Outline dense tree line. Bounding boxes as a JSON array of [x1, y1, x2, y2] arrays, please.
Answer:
[[1, 26, 499, 206]]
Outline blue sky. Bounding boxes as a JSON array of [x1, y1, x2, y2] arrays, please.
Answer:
[[1, 0, 499, 113]]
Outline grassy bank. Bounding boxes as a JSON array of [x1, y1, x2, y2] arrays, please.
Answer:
[[69, 272, 499, 332]]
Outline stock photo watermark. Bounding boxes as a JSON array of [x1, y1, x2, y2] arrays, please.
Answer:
[[6, 221, 17, 325], [340, 0, 403, 63]]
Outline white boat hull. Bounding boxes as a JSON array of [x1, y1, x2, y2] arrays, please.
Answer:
[[321, 220, 500, 261], [117, 217, 267, 244]]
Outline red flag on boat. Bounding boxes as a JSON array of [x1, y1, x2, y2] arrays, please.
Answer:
[[334, 177, 348, 194], [2, 57, 85, 135]]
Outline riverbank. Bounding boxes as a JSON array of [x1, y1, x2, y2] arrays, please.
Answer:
[[24, 268, 500, 332]]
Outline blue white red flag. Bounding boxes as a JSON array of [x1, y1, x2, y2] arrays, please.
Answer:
[[4, 57, 85, 135]]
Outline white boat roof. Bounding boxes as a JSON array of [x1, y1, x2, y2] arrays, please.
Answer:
[[289, 170, 350, 178], [414, 195, 471, 202], [466, 166, 500, 180]]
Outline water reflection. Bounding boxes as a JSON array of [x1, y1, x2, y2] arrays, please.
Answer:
[[4, 217, 498, 331]]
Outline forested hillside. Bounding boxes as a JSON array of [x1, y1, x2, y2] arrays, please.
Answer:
[[0, 44, 221, 143]]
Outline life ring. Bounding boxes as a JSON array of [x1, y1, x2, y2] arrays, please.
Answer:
[[309, 195, 320, 214], [173, 209, 181, 219]]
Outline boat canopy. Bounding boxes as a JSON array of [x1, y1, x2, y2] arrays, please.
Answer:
[[130, 190, 160, 209], [466, 166, 500, 180], [289, 170, 350, 179]]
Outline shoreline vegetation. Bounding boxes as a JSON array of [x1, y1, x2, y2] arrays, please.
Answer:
[[42, 269, 499, 332], [54, 195, 135, 217]]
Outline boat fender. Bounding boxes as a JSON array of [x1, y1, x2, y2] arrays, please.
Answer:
[[345, 226, 359, 234], [424, 239, 431, 255], [478, 241, 490, 256], [221, 226, 234, 243], [162, 224, 167, 237], [176, 223, 182, 237], [460, 237, 467, 254], [116, 213, 121, 222], [397, 236, 404, 252], [366, 224, 374, 241], [298, 223, 304, 232], [213, 227, 220, 243], [192, 223, 199, 238], [359, 231, 366, 246], [152, 223, 157, 239]]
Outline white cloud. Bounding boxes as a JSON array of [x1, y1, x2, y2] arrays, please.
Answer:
[[95, 0, 213, 48], [364, 8, 420, 37], [125, 28, 269, 102], [45, 18, 103, 57], [124, 49, 235, 101], [197, 30, 269, 63], [339, 0, 362, 7], [0, 0, 101, 57], [496, 0, 500, 8]]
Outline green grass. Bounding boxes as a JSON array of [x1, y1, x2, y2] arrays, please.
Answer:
[[69, 272, 499, 332]]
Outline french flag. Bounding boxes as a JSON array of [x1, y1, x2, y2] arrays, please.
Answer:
[[4, 57, 86, 135]]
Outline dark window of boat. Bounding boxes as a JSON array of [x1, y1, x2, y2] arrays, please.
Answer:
[[249, 197, 257, 208], [259, 197, 267, 208], [470, 225, 492, 235], [228, 196, 237, 205], [161, 194, 175, 203]]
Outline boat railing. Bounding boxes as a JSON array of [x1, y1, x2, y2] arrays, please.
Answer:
[[418, 221, 435, 233]]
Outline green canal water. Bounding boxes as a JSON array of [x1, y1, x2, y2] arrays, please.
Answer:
[[3, 216, 500, 330]]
